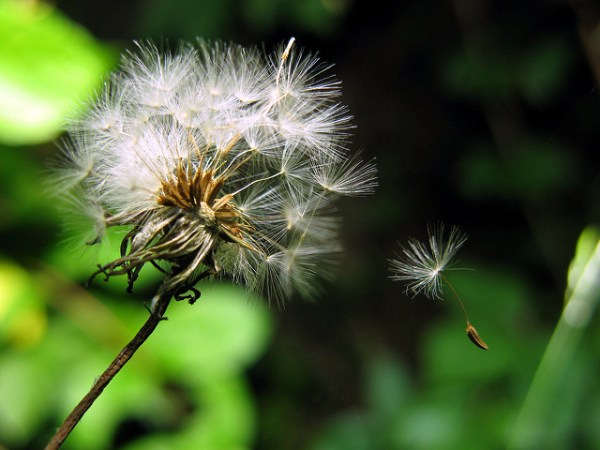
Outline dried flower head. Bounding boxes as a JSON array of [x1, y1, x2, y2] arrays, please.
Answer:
[[54, 38, 377, 304], [389, 224, 488, 350]]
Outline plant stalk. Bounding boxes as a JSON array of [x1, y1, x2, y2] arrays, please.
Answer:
[[507, 230, 600, 449], [44, 290, 172, 450]]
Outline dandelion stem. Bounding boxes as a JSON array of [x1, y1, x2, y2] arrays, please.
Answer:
[[44, 290, 173, 450], [440, 273, 470, 326], [441, 273, 489, 350]]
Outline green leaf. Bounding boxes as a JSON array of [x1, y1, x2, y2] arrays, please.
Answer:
[[0, 0, 115, 145], [147, 283, 273, 378], [507, 228, 600, 449], [0, 259, 46, 347], [0, 351, 54, 445], [0, 259, 54, 447], [565, 226, 600, 305]]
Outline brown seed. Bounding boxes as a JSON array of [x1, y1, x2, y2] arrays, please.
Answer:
[[466, 323, 488, 350]]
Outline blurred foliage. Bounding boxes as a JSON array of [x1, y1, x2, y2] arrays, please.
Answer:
[[457, 136, 575, 202], [508, 227, 600, 450], [441, 36, 573, 106], [0, 0, 115, 145], [136, 0, 347, 40], [0, 267, 272, 449], [1, 0, 600, 449], [310, 231, 600, 449]]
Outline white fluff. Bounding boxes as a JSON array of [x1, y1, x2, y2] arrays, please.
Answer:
[[56, 38, 377, 303]]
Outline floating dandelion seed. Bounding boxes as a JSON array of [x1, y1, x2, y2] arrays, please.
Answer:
[[54, 38, 377, 306], [389, 224, 488, 350]]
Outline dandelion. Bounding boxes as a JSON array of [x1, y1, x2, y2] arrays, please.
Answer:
[[47, 38, 376, 448], [389, 224, 488, 350], [54, 37, 376, 305]]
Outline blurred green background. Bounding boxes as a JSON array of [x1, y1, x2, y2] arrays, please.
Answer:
[[1, 0, 600, 449]]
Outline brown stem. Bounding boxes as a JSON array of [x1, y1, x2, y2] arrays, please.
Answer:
[[44, 290, 172, 449]]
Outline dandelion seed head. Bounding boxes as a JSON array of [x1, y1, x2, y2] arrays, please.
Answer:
[[53, 38, 376, 303]]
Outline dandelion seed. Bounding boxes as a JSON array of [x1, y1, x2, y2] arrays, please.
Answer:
[[54, 37, 377, 305], [466, 323, 489, 350], [389, 224, 489, 350], [389, 224, 467, 299]]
